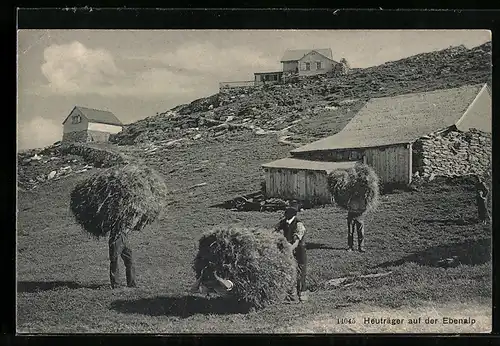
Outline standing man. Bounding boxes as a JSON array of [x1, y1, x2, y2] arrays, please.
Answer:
[[274, 207, 308, 302], [347, 191, 367, 252], [476, 177, 490, 225], [109, 228, 136, 289]]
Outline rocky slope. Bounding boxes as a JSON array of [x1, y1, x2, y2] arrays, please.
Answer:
[[17, 42, 491, 192], [17, 142, 130, 191], [111, 42, 491, 146]]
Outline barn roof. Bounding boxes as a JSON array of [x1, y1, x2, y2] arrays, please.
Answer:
[[292, 84, 487, 153], [63, 106, 123, 126], [280, 48, 333, 62], [262, 158, 357, 173]]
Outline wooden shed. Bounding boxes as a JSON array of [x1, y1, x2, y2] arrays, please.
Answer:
[[262, 158, 357, 204], [262, 83, 491, 203]]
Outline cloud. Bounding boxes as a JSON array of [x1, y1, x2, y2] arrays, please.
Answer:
[[129, 42, 279, 79], [33, 40, 280, 100], [133, 68, 197, 94], [17, 116, 62, 151], [37, 41, 196, 98], [41, 41, 125, 93]]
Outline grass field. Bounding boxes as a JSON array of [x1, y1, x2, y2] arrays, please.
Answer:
[[16, 133, 492, 333]]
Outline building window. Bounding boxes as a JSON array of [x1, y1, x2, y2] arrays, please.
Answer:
[[316, 61, 322, 70], [304, 62, 311, 71], [72, 115, 81, 124]]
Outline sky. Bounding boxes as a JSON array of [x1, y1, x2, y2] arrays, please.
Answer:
[[17, 29, 491, 151]]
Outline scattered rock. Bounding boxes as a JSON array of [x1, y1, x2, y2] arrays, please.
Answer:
[[325, 277, 348, 287], [47, 171, 57, 180], [188, 182, 208, 189]]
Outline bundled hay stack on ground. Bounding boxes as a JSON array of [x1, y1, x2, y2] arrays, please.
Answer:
[[70, 164, 168, 238], [193, 226, 297, 309], [327, 162, 380, 214]]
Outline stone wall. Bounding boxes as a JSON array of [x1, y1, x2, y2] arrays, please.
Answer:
[[62, 130, 88, 143], [412, 128, 491, 179], [62, 130, 113, 144], [87, 130, 111, 142], [60, 143, 130, 168], [219, 85, 258, 94]]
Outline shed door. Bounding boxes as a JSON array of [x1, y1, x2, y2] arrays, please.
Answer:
[[365, 145, 411, 185]]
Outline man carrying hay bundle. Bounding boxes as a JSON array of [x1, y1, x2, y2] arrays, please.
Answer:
[[70, 164, 167, 288], [192, 226, 297, 310], [328, 163, 380, 253], [274, 207, 308, 302], [475, 176, 491, 225]]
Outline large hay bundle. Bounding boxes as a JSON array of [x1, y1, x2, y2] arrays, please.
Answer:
[[327, 162, 380, 213], [193, 226, 297, 309], [70, 164, 168, 238]]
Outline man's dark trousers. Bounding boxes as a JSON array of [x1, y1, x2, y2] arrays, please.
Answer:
[[294, 244, 307, 294], [109, 232, 136, 288], [347, 213, 365, 251], [477, 196, 490, 223]]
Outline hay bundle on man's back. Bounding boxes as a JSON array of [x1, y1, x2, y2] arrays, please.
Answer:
[[328, 162, 380, 213], [192, 226, 297, 309], [70, 164, 168, 238]]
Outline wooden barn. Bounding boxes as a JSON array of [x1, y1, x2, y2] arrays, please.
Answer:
[[262, 83, 491, 203]]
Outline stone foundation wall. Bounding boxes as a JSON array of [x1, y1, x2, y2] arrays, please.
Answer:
[[413, 128, 491, 179], [62, 131, 88, 143], [219, 85, 258, 93], [62, 130, 112, 144], [87, 130, 111, 142]]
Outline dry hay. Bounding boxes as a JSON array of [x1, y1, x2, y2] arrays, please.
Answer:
[[328, 162, 380, 213], [70, 164, 168, 239], [193, 226, 297, 309]]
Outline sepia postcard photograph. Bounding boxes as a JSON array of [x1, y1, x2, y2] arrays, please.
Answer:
[[16, 28, 492, 334]]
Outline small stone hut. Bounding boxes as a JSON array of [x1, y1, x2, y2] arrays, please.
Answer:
[[62, 106, 123, 143]]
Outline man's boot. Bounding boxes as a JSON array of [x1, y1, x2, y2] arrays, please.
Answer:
[[109, 260, 120, 288]]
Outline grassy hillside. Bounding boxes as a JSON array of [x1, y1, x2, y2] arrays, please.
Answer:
[[17, 136, 491, 333]]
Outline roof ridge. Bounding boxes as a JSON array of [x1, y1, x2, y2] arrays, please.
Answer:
[[71, 106, 123, 126], [285, 48, 331, 51], [291, 83, 488, 153], [365, 83, 485, 101], [76, 105, 113, 113], [280, 48, 333, 62]]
